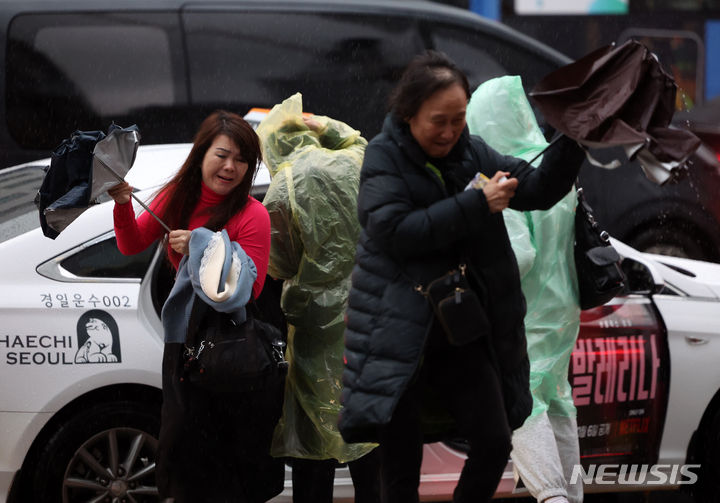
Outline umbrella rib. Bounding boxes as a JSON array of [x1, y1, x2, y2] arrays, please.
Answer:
[[96, 158, 172, 233]]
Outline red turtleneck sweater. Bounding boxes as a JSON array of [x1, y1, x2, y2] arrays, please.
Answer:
[[113, 183, 270, 299]]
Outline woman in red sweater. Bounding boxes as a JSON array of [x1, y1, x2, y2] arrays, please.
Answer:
[[108, 110, 279, 502]]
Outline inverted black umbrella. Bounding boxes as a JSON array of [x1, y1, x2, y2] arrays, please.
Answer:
[[529, 39, 701, 185], [35, 124, 170, 238]]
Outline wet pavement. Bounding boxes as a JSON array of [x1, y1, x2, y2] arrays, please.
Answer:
[[489, 490, 697, 503]]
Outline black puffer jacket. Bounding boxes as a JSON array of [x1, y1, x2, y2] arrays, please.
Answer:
[[339, 114, 585, 443]]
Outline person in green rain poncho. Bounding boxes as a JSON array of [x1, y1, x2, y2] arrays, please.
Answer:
[[467, 76, 583, 503], [257, 93, 380, 503]]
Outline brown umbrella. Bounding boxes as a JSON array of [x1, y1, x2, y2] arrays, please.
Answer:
[[529, 39, 701, 185]]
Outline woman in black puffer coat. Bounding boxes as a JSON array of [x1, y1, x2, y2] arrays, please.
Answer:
[[338, 51, 586, 503]]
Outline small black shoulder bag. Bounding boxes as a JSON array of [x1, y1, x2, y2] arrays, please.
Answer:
[[574, 186, 627, 309], [415, 263, 492, 347]]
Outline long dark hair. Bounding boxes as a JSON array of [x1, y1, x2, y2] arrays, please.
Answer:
[[158, 110, 262, 232], [389, 50, 470, 120]]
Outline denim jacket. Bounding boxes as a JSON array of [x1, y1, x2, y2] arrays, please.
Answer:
[[161, 227, 257, 343]]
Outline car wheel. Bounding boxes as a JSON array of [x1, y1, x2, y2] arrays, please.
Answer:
[[692, 407, 720, 503], [628, 225, 715, 262], [30, 400, 161, 503]]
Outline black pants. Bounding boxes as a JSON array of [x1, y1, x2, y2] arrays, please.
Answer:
[[290, 447, 382, 503], [156, 343, 285, 503], [379, 324, 512, 503]]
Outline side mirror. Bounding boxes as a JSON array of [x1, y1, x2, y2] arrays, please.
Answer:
[[609, 238, 666, 294], [620, 257, 666, 295]]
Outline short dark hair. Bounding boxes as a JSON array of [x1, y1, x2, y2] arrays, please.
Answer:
[[389, 50, 470, 120]]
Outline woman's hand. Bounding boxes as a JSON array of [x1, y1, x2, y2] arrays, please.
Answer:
[[302, 116, 323, 132], [107, 182, 133, 205], [482, 171, 518, 213], [169, 229, 192, 255]]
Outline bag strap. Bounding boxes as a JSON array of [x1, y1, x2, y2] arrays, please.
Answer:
[[575, 185, 612, 244]]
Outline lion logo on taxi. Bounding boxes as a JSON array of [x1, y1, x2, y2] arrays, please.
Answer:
[[75, 310, 121, 363]]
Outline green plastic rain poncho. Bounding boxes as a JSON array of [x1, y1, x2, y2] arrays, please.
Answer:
[[257, 94, 376, 462], [467, 76, 581, 420]]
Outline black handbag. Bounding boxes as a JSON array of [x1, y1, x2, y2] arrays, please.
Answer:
[[181, 295, 288, 393], [574, 187, 626, 310], [420, 264, 491, 346]]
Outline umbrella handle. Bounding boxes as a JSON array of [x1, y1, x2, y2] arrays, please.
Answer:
[[522, 132, 566, 168], [97, 157, 172, 233]]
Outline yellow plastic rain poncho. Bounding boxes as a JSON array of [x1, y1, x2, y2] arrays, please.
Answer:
[[257, 93, 376, 462], [467, 76, 581, 420]]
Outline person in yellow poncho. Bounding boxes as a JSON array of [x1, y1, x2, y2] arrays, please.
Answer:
[[467, 76, 583, 503], [257, 93, 379, 503]]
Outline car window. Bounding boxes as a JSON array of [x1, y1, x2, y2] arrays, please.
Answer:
[[59, 236, 157, 280], [183, 10, 425, 138], [0, 165, 46, 243], [6, 12, 187, 150], [427, 22, 560, 95]]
